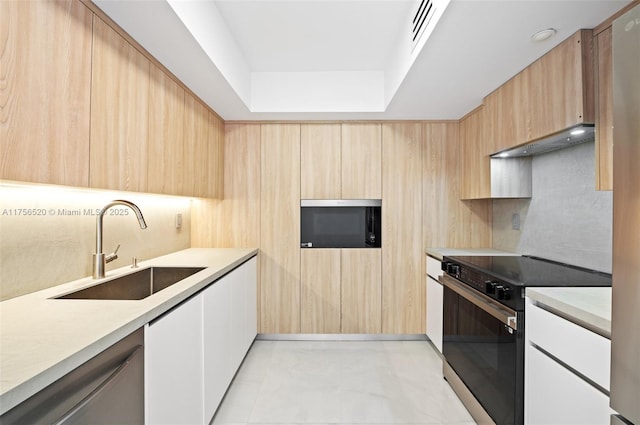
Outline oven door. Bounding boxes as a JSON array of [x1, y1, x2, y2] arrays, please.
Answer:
[[441, 274, 524, 425]]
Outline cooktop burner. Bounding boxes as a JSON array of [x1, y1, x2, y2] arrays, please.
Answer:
[[442, 255, 611, 311]]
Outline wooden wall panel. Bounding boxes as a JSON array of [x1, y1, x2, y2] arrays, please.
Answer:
[[301, 249, 341, 333], [90, 16, 150, 192], [301, 124, 341, 199], [341, 123, 382, 199], [341, 249, 382, 334], [147, 67, 185, 195], [222, 123, 261, 247], [382, 123, 424, 334], [1, 0, 92, 187], [422, 122, 460, 247], [260, 124, 301, 333]]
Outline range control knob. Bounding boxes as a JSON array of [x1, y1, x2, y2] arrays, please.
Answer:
[[484, 281, 498, 294], [447, 264, 460, 277], [497, 286, 511, 300]]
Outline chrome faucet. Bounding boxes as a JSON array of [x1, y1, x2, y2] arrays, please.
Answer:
[[93, 200, 147, 279]]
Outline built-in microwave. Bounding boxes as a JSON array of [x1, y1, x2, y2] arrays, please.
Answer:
[[300, 200, 381, 248]]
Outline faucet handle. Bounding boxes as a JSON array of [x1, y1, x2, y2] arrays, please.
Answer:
[[105, 244, 120, 264]]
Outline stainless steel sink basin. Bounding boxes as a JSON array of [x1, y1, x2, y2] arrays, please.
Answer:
[[56, 267, 206, 300]]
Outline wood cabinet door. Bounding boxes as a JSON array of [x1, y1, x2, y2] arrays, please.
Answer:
[[595, 27, 613, 191], [459, 107, 491, 199], [381, 123, 424, 334], [301, 124, 341, 199], [532, 30, 594, 141], [1, 0, 92, 187], [260, 124, 301, 333], [301, 249, 341, 333], [207, 112, 224, 199], [90, 17, 150, 192], [183, 95, 211, 198], [341, 123, 382, 199], [147, 67, 185, 195], [341, 249, 382, 334]]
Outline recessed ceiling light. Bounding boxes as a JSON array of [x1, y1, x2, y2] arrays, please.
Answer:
[[531, 28, 557, 42]]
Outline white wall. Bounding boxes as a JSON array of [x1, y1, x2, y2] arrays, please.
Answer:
[[0, 182, 192, 300], [492, 142, 613, 273]]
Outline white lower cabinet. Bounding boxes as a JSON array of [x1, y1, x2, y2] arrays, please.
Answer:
[[525, 297, 612, 425], [146, 257, 258, 425], [425, 255, 443, 354], [146, 293, 204, 425], [425, 276, 443, 353]]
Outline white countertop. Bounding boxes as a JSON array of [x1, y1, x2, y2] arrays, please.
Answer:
[[526, 287, 612, 338], [425, 247, 517, 261], [0, 247, 257, 415]]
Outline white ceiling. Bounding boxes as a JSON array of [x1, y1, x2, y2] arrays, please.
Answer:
[[93, 0, 631, 121]]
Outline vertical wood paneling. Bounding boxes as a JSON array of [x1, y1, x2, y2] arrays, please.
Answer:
[[147, 66, 185, 195], [301, 124, 341, 199], [260, 124, 301, 333], [382, 123, 424, 334], [422, 122, 460, 247], [341, 249, 382, 334], [341, 123, 382, 199], [595, 27, 613, 191], [301, 249, 341, 333], [1, 0, 92, 187], [90, 16, 150, 192]]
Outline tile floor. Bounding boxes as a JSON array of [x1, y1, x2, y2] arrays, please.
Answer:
[[212, 340, 475, 425]]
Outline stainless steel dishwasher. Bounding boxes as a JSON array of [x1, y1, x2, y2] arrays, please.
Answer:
[[0, 328, 144, 424]]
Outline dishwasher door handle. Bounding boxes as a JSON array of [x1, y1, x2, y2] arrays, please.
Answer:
[[53, 346, 144, 425]]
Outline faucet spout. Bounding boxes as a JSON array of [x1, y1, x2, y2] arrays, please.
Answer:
[[93, 200, 147, 279]]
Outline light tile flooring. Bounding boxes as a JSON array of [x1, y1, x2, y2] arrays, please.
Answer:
[[212, 340, 475, 425]]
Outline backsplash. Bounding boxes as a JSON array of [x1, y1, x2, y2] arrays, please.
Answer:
[[0, 182, 192, 300], [492, 141, 613, 273]]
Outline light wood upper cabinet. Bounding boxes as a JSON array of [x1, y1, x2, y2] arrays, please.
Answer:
[[260, 124, 301, 334], [341, 249, 382, 334], [594, 27, 613, 191], [341, 123, 382, 199], [90, 17, 150, 192], [207, 112, 224, 199], [183, 95, 210, 198], [301, 124, 341, 199], [382, 123, 424, 334], [301, 249, 341, 333], [459, 107, 491, 200], [1, 0, 92, 187], [487, 30, 595, 155], [147, 67, 185, 195], [530, 30, 594, 140]]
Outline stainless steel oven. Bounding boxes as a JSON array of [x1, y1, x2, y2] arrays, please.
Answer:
[[440, 255, 612, 425], [441, 273, 523, 425]]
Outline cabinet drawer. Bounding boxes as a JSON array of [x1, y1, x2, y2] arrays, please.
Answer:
[[526, 345, 611, 425], [426, 255, 443, 280], [526, 300, 610, 391]]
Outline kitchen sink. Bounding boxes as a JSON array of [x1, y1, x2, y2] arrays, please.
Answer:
[[55, 267, 206, 300]]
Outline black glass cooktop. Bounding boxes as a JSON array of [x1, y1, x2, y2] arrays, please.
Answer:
[[445, 255, 612, 287]]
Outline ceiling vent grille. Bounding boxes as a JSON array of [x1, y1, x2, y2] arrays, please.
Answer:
[[412, 0, 435, 50]]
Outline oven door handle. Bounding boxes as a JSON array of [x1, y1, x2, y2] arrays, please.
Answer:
[[440, 274, 518, 330]]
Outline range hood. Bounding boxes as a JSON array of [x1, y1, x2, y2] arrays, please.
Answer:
[[491, 124, 595, 158]]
